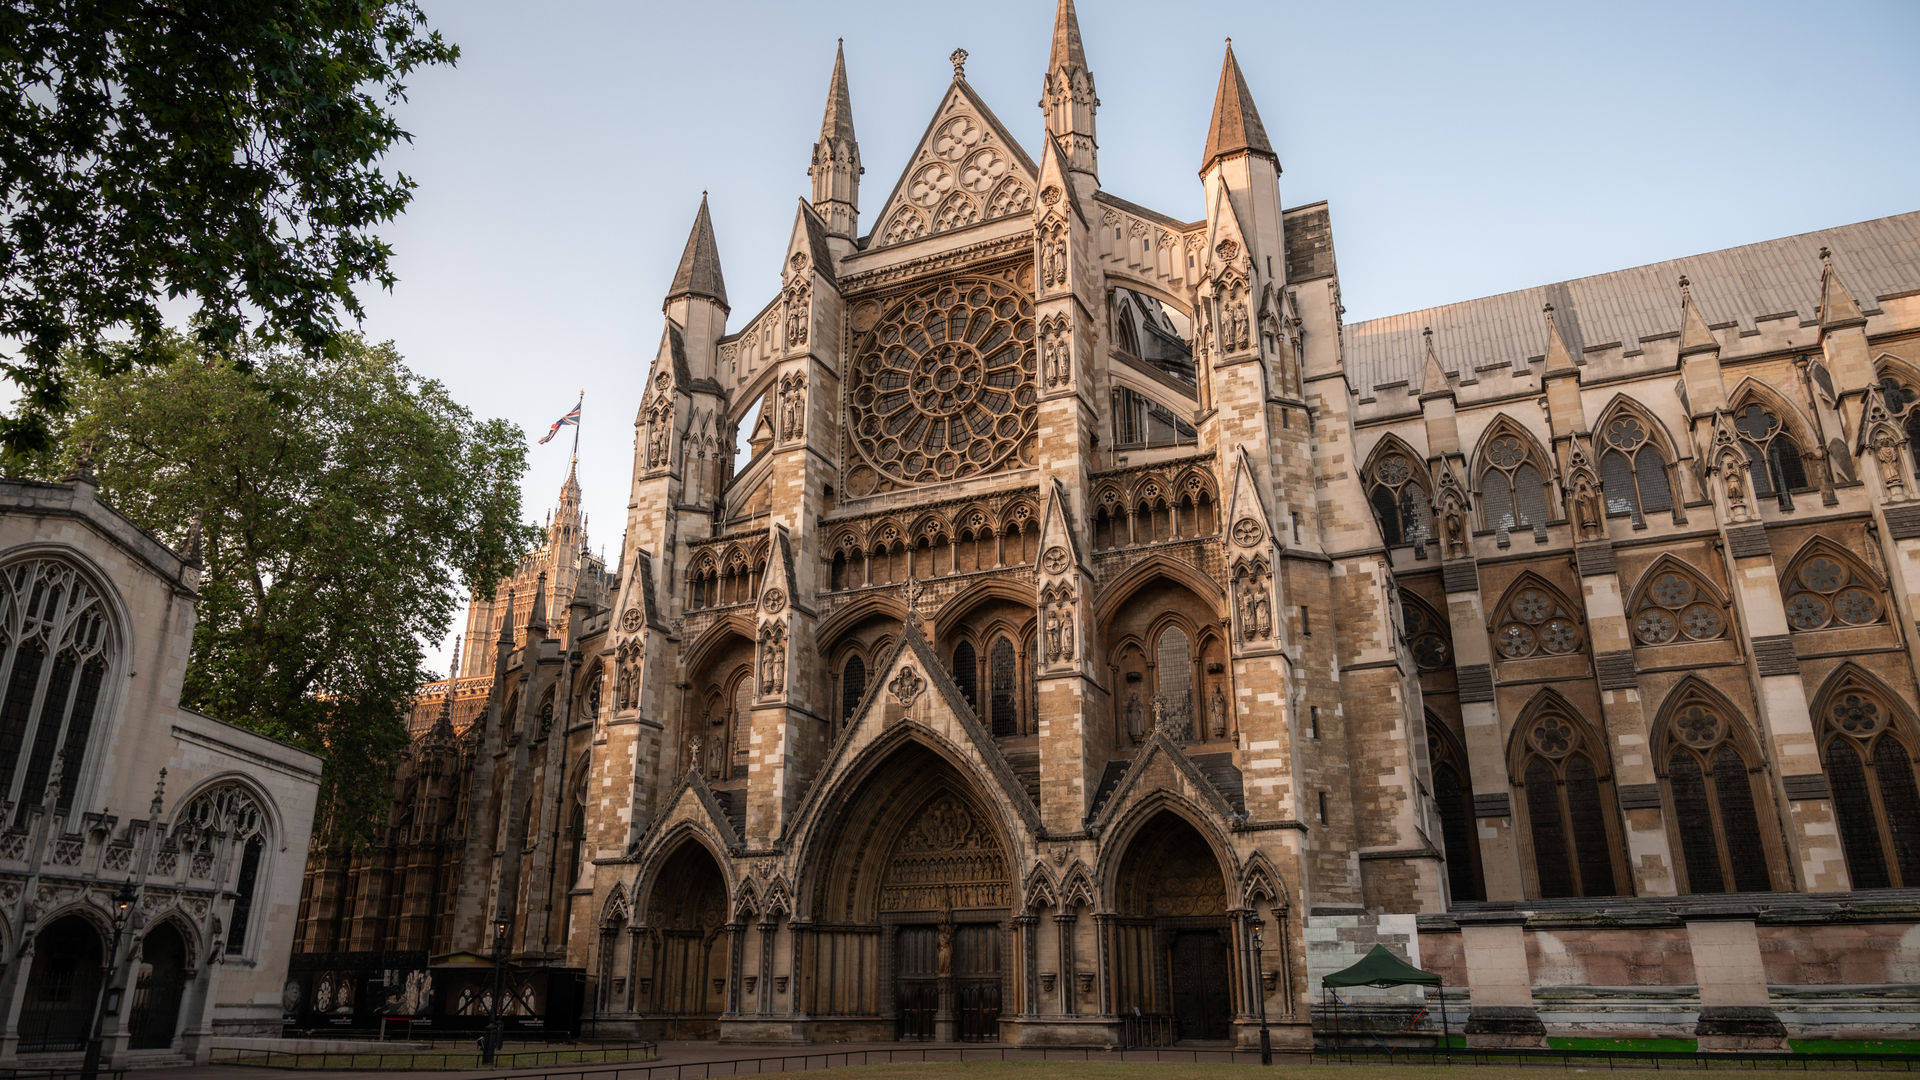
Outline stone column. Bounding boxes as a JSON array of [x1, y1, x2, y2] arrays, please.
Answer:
[[1457, 913, 1544, 1048], [1685, 909, 1786, 1051], [1055, 912, 1078, 1016]]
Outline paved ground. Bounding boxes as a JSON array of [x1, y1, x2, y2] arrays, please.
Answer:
[[148, 1039, 1293, 1078]]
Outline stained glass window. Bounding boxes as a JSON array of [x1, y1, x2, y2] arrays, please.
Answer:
[[1783, 549, 1884, 632], [1494, 582, 1584, 660], [1516, 710, 1619, 898]]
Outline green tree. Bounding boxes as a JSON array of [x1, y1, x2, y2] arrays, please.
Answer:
[[57, 333, 534, 838], [0, 0, 457, 456]]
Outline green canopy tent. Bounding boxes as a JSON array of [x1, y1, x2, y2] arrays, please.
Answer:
[[1320, 944, 1450, 1055]]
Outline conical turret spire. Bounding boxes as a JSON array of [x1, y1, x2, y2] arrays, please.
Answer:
[[526, 571, 549, 636], [810, 41, 862, 242], [821, 39, 855, 143], [1202, 40, 1276, 174], [1041, 0, 1098, 187], [1049, 0, 1087, 74], [497, 589, 517, 645], [667, 194, 728, 310]]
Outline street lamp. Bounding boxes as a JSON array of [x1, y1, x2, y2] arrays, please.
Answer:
[[81, 884, 138, 1080], [1251, 918, 1272, 1066], [482, 916, 511, 1066]]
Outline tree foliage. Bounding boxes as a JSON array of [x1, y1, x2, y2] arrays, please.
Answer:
[[57, 333, 534, 838], [0, 0, 458, 455]]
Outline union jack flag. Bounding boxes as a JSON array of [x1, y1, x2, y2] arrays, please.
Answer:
[[537, 402, 581, 444]]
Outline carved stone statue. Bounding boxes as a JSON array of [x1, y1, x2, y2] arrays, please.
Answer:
[[1573, 483, 1602, 541], [1125, 690, 1144, 742], [1876, 431, 1905, 497], [1044, 607, 1060, 661], [1209, 684, 1228, 739], [937, 921, 954, 976], [1059, 607, 1074, 661], [706, 719, 726, 777], [1442, 510, 1465, 558]]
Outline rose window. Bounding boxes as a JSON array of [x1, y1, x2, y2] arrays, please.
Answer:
[[1676, 705, 1722, 748], [849, 278, 1038, 487], [1377, 455, 1411, 485], [1529, 718, 1574, 756], [1496, 584, 1582, 659], [1832, 693, 1881, 735], [1606, 416, 1646, 451], [1632, 569, 1727, 645], [1783, 552, 1883, 631]]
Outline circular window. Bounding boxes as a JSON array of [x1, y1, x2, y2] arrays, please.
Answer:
[[849, 278, 1037, 487]]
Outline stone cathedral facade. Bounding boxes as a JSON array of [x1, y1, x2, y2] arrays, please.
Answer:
[[295, 2, 1920, 1048]]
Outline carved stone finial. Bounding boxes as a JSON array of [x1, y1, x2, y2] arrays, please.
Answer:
[[903, 572, 924, 622], [62, 440, 97, 486], [949, 48, 968, 78], [43, 750, 66, 810], [150, 767, 167, 819], [1820, 245, 1832, 263]]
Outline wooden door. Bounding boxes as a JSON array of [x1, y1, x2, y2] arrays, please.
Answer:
[[1169, 929, 1230, 1041]]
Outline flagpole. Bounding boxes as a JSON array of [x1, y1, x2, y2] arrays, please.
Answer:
[[570, 389, 583, 462]]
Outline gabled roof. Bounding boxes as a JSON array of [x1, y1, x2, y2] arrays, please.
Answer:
[[861, 76, 1039, 251], [1346, 211, 1920, 393]]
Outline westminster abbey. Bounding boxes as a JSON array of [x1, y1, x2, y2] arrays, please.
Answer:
[[292, 1, 1920, 1049]]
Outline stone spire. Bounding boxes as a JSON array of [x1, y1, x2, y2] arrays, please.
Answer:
[[1817, 245, 1866, 331], [1202, 40, 1276, 175], [1543, 302, 1578, 376], [1678, 275, 1718, 357], [497, 589, 516, 646], [1420, 327, 1452, 396], [666, 194, 728, 311], [1041, 0, 1098, 191], [526, 571, 549, 638], [810, 40, 862, 244]]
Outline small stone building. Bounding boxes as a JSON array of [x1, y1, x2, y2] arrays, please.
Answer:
[[0, 476, 321, 1067], [296, 1, 1920, 1049]]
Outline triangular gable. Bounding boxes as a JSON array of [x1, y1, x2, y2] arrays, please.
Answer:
[[613, 545, 667, 634], [867, 79, 1039, 250], [1087, 726, 1242, 831], [760, 522, 808, 618], [1035, 133, 1087, 227], [1035, 477, 1084, 578], [788, 199, 838, 288], [631, 766, 743, 859], [1203, 181, 1251, 280], [782, 620, 1042, 846], [1223, 446, 1276, 550]]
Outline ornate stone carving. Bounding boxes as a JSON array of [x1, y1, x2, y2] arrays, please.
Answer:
[[1040, 221, 1069, 291], [761, 587, 786, 614], [621, 607, 642, 633], [1041, 583, 1076, 664], [848, 277, 1037, 488], [642, 369, 674, 469], [1232, 517, 1263, 547], [1042, 546, 1070, 575], [757, 622, 787, 697], [1038, 313, 1071, 388], [1233, 556, 1275, 643], [614, 640, 642, 711], [779, 371, 807, 441], [784, 280, 810, 349], [888, 665, 926, 707]]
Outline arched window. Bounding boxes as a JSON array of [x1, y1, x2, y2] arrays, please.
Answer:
[[173, 783, 270, 957], [988, 636, 1018, 737], [1656, 690, 1771, 893], [1878, 374, 1920, 474], [1513, 705, 1619, 898], [1365, 446, 1433, 548], [841, 654, 867, 727], [1782, 545, 1885, 632], [1492, 578, 1584, 660], [950, 642, 976, 715], [1815, 674, 1920, 888], [1154, 625, 1194, 734], [1400, 592, 1452, 673], [1478, 429, 1552, 535], [1427, 717, 1483, 903], [1630, 562, 1728, 646], [1596, 411, 1674, 524], [1732, 401, 1808, 503], [0, 558, 118, 821], [732, 675, 752, 769]]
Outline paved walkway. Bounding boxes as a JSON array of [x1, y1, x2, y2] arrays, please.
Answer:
[[152, 1039, 1287, 1078]]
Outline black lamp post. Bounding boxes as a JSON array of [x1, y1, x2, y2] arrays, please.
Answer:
[[81, 884, 138, 1080], [1251, 919, 1272, 1066], [482, 916, 511, 1065]]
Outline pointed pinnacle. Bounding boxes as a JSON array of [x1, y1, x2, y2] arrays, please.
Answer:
[[497, 589, 517, 645], [450, 636, 463, 679], [666, 194, 728, 310], [1202, 39, 1275, 174], [1678, 275, 1718, 356], [821, 39, 855, 142], [1817, 244, 1865, 330], [1049, 0, 1087, 73], [1543, 302, 1578, 375], [150, 767, 167, 819], [527, 571, 549, 634]]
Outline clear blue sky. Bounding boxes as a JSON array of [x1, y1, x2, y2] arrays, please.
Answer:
[[356, 0, 1919, 672]]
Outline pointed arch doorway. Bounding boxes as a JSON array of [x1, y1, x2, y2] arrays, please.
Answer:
[[800, 740, 1014, 1042], [1111, 810, 1235, 1041]]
